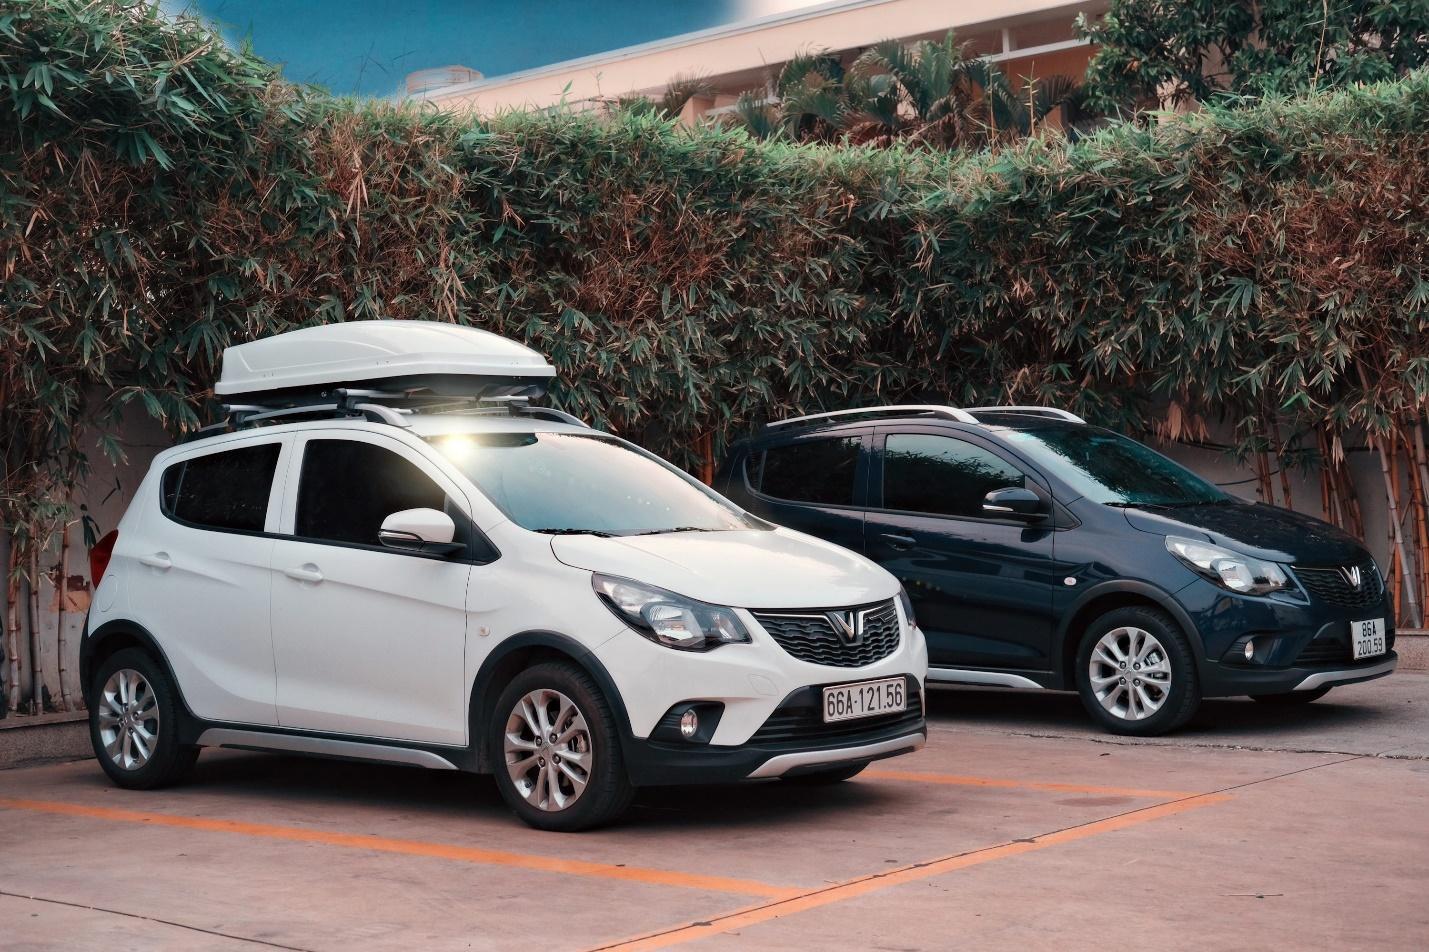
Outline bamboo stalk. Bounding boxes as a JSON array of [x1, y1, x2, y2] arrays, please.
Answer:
[[1406, 420, 1429, 608], [1270, 423, 1293, 511], [28, 547, 44, 714], [4, 540, 17, 714], [1317, 427, 1338, 526], [55, 513, 74, 712], [1374, 433, 1421, 628]]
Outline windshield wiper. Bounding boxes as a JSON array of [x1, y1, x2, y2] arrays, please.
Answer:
[[531, 528, 618, 538], [626, 526, 716, 536]]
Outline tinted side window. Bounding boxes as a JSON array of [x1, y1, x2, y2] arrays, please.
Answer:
[[758, 438, 860, 506], [296, 440, 447, 546], [162, 443, 280, 532], [883, 434, 1025, 518]]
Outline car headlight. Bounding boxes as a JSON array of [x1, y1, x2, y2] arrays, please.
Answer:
[[1165, 536, 1289, 596], [592, 574, 752, 651], [897, 587, 917, 628]]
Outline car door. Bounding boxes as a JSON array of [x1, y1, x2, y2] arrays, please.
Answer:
[[269, 430, 473, 745], [863, 427, 1059, 672], [127, 437, 289, 726], [738, 431, 870, 553]]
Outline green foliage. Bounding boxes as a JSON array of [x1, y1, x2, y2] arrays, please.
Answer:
[[1083, 0, 1429, 113], [5, 1, 1429, 541], [721, 32, 1081, 147]]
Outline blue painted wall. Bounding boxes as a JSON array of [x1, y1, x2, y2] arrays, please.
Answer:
[[179, 1, 821, 98]]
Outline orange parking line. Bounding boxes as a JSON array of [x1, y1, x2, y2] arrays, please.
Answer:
[[592, 792, 1233, 950], [862, 768, 1196, 800], [0, 797, 796, 900]]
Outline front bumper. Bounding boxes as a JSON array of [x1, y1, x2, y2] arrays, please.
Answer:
[[1178, 575, 1398, 696], [623, 676, 927, 785]]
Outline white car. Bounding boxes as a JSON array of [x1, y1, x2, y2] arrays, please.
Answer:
[[82, 322, 927, 830]]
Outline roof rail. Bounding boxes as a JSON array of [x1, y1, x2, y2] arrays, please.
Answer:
[[965, 406, 1086, 423], [766, 405, 980, 430], [182, 391, 587, 444]]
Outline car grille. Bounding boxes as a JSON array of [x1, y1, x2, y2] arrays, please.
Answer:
[[1292, 560, 1384, 609], [751, 599, 901, 667], [749, 677, 924, 747]]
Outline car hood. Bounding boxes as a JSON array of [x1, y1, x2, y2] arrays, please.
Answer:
[[1122, 501, 1367, 564], [550, 528, 898, 610]]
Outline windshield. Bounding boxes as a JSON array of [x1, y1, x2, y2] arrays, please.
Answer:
[[428, 432, 757, 535], [1002, 427, 1227, 507]]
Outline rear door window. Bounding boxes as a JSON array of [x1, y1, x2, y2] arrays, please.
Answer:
[[882, 434, 1025, 518], [162, 443, 281, 532], [756, 437, 861, 506], [295, 439, 448, 547]]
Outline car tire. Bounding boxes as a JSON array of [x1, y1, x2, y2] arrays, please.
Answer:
[[781, 763, 867, 785], [1250, 686, 1333, 704], [1074, 606, 1200, 737], [89, 648, 199, 789], [489, 661, 635, 832]]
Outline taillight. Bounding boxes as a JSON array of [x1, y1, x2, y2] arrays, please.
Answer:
[[90, 530, 119, 585]]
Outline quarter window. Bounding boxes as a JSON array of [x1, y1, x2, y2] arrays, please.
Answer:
[[757, 438, 861, 506], [161, 443, 280, 532], [882, 434, 1025, 518], [296, 440, 448, 547]]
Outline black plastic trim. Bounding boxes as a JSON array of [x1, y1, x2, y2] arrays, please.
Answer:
[[466, 630, 637, 773]]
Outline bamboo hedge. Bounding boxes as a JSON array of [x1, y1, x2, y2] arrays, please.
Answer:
[[4, 1, 1429, 709]]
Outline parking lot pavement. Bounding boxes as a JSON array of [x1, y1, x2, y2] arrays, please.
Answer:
[[1, 678, 1425, 952]]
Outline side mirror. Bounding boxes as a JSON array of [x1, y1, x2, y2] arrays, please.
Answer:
[[378, 508, 464, 556], [982, 487, 1046, 521]]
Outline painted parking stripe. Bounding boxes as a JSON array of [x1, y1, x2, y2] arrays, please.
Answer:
[[591, 792, 1233, 950], [861, 768, 1196, 799], [0, 797, 797, 899]]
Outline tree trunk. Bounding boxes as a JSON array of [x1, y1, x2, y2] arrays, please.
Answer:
[[55, 516, 74, 712], [1375, 434, 1421, 628]]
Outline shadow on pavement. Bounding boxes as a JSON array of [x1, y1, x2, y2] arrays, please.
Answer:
[[925, 684, 1400, 741]]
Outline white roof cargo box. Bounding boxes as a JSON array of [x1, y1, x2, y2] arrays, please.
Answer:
[[215, 320, 556, 406]]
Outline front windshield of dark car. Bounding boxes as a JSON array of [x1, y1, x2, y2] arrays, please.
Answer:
[[428, 431, 757, 535], [1002, 427, 1227, 507]]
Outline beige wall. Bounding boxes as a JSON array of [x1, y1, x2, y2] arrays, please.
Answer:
[[422, 0, 1101, 115]]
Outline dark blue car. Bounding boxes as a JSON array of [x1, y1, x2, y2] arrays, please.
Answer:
[[717, 406, 1398, 735]]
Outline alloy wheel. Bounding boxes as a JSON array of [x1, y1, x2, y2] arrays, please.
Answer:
[[98, 668, 161, 770], [1088, 626, 1172, 721], [503, 688, 593, 812]]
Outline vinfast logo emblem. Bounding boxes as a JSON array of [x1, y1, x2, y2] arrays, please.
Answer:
[[1340, 565, 1363, 589], [826, 609, 865, 645]]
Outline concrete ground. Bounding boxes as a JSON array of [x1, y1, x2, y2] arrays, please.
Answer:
[[2, 675, 1426, 952]]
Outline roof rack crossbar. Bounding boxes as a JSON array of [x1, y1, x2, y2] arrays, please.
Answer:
[[767, 405, 979, 429], [966, 406, 1086, 423]]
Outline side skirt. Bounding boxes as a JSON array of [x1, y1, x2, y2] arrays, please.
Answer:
[[926, 667, 1050, 690], [193, 726, 471, 771]]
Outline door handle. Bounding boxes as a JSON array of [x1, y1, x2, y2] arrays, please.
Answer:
[[880, 533, 917, 550], [139, 552, 172, 570], [283, 564, 324, 584]]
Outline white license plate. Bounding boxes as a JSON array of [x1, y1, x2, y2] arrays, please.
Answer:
[[1350, 618, 1387, 660], [822, 677, 906, 723]]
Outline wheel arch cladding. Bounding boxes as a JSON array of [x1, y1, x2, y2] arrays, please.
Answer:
[[1058, 583, 1204, 688], [468, 631, 634, 773], [81, 620, 188, 713]]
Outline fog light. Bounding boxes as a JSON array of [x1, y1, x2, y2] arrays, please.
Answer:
[[679, 709, 699, 739], [1243, 639, 1256, 661]]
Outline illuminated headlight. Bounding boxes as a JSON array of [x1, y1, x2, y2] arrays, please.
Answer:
[[1166, 536, 1289, 596], [592, 574, 752, 651]]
